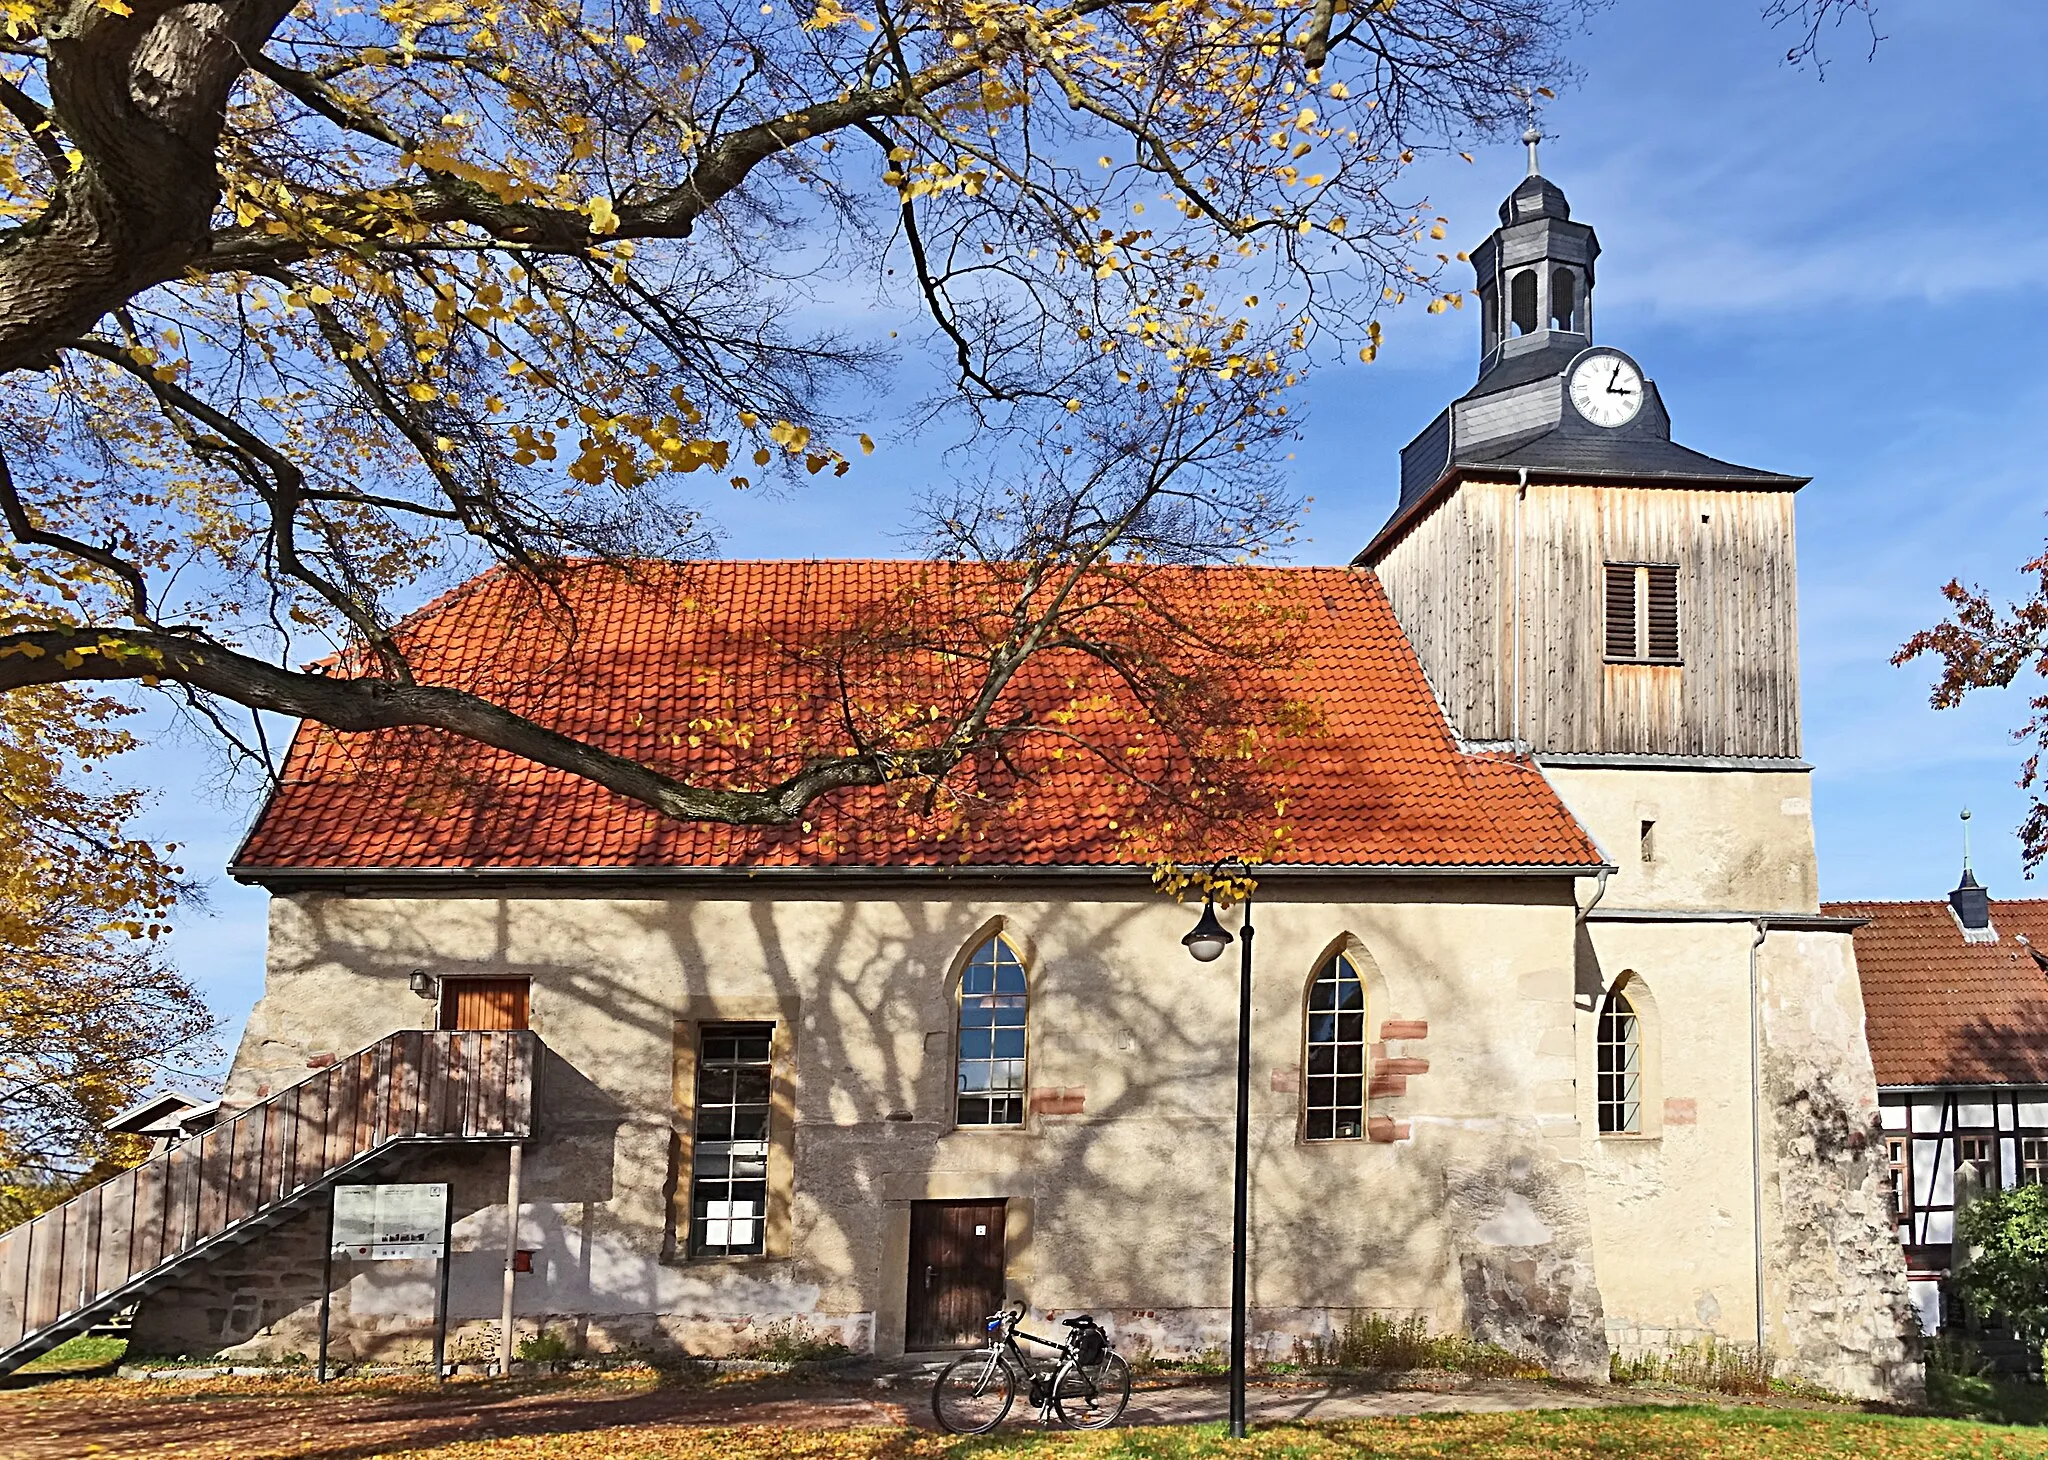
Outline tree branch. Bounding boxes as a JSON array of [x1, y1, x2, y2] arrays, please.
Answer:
[[0, 626, 969, 828], [0, 451, 157, 627]]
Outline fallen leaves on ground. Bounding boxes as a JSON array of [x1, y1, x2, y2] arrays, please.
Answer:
[[0, 1372, 2043, 1460]]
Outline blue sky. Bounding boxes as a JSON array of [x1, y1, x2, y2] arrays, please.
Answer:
[[134, 0, 2048, 1046]]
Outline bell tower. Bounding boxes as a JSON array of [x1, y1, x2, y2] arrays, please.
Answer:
[[1350, 143, 1911, 1398], [1357, 147, 1809, 774], [1474, 129, 1601, 375]]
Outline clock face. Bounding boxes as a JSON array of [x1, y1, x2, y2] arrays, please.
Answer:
[[1569, 352, 1645, 428]]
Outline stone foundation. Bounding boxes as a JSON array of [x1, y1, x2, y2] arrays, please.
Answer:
[[129, 1200, 331, 1359]]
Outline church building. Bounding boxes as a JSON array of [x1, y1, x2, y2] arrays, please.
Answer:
[[0, 149, 1920, 1399]]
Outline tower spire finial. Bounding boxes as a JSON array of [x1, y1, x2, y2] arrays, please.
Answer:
[[1962, 806, 1975, 875], [1519, 85, 1543, 177]]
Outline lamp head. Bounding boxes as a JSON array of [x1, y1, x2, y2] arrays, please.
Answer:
[[1182, 898, 1234, 963], [409, 969, 438, 1000]]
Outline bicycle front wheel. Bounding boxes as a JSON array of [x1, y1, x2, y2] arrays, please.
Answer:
[[933, 1350, 1016, 1434], [1052, 1351, 1131, 1428]]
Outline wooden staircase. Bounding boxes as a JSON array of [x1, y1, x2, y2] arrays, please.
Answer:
[[0, 1029, 538, 1374]]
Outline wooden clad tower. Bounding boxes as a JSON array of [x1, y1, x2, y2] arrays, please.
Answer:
[[1350, 146, 1921, 1392], [1358, 137, 1808, 764]]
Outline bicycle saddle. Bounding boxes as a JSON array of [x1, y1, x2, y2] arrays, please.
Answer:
[[1060, 1315, 1096, 1326]]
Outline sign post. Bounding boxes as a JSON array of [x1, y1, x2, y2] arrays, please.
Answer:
[[329, 1183, 452, 1379], [316, 1194, 336, 1382], [433, 1184, 455, 1382]]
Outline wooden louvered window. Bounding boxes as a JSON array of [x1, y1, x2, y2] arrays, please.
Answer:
[[1604, 563, 1681, 664]]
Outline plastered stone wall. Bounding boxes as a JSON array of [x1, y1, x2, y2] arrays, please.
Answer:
[[1575, 919, 1769, 1353], [1548, 763, 1919, 1400], [135, 859, 1915, 1395], [138, 876, 1612, 1378], [1541, 765, 1821, 915], [1758, 931, 1922, 1400]]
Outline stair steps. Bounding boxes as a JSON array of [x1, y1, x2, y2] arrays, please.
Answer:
[[0, 1029, 538, 1374]]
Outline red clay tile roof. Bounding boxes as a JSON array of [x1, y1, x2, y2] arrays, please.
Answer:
[[1825, 896, 2048, 1087], [234, 559, 1605, 875]]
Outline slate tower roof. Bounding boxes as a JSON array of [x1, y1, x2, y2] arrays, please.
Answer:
[[1362, 141, 1802, 562]]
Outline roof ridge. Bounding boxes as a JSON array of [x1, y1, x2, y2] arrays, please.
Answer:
[[1824, 896, 2048, 909]]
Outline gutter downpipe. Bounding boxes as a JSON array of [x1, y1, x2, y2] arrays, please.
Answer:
[[1575, 866, 1610, 925], [1513, 468, 1528, 748], [1749, 917, 1769, 1355]]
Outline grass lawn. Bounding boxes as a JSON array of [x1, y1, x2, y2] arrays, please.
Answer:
[[1931, 1369, 2048, 1428], [13, 1333, 125, 1375], [944, 1411, 2048, 1460]]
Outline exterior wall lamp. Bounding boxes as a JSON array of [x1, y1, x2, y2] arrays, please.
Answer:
[[409, 970, 439, 1001], [1182, 864, 1254, 1439]]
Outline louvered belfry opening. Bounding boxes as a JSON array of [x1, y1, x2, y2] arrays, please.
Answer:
[[1603, 563, 1637, 659], [1604, 562, 1681, 665], [1644, 565, 1679, 660]]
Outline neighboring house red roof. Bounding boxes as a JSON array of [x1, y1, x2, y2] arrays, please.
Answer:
[[1825, 896, 2048, 1088], [234, 559, 1605, 875]]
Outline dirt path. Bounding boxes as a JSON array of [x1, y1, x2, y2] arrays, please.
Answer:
[[0, 1366, 1700, 1460]]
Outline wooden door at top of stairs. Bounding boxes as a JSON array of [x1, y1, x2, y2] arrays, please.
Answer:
[[907, 1199, 1007, 1350], [440, 978, 530, 1031]]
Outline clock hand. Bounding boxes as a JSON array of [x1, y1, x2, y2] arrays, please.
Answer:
[[1608, 361, 1622, 391]]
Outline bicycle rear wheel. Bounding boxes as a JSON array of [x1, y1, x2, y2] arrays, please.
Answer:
[[1052, 1351, 1131, 1428], [933, 1350, 1016, 1434]]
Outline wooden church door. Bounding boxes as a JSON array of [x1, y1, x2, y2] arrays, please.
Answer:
[[906, 1199, 1006, 1349]]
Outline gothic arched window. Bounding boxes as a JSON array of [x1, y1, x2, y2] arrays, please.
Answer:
[[1510, 270, 1538, 336], [1305, 953, 1367, 1140], [1597, 987, 1643, 1134], [956, 935, 1028, 1126], [1550, 268, 1577, 332]]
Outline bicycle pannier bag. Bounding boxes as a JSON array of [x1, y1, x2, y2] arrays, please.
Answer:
[[1075, 1324, 1108, 1365]]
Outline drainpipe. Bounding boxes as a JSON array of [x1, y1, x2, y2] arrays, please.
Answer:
[[1749, 918, 1768, 1354], [1513, 468, 1528, 748], [500, 1143, 524, 1374], [1575, 866, 1611, 925]]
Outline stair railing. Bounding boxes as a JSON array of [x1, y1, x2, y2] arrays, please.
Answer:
[[0, 1028, 537, 1358]]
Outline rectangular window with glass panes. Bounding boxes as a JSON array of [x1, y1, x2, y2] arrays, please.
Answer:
[[689, 1022, 773, 1257], [2022, 1137, 2048, 1185]]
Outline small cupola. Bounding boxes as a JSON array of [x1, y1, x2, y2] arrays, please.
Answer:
[[1501, 171, 1571, 226], [1948, 808, 1997, 943], [1469, 127, 1601, 380]]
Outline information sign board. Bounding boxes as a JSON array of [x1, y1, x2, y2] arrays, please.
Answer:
[[332, 1182, 449, 1261]]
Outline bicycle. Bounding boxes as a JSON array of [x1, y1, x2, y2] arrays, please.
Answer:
[[931, 1300, 1132, 1434]]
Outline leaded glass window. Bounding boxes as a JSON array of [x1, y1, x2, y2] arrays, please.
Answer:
[[1597, 988, 1642, 1134], [1305, 954, 1366, 1141], [956, 937, 1027, 1126], [690, 1022, 772, 1256]]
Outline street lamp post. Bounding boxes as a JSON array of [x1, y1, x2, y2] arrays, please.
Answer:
[[1182, 870, 1254, 1440]]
